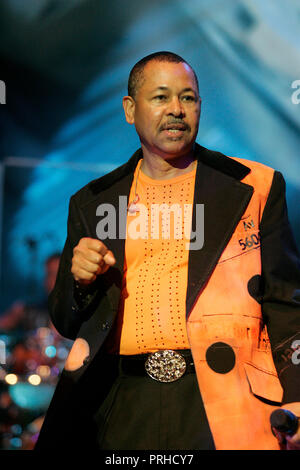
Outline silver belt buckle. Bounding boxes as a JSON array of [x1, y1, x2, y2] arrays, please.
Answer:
[[145, 350, 187, 383]]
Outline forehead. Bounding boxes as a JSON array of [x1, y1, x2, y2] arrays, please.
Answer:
[[140, 60, 198, 93]]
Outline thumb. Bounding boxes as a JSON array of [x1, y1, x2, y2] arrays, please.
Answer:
[[103, 250, 116, 266]]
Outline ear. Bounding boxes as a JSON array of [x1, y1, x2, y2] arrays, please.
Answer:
[[122, 96, 135, 124]]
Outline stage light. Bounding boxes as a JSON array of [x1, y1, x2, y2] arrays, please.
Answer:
[[57, 346, 69, 359], [5, 374, 18, 385], [37, 327, 51, 339], [51, 366, 60, 376], [37, 365, 51, 377], [28, 374, 41, 386], [45, 345, 56, 358], [10, 437, 22, 448], [11, 424, 22, 435]]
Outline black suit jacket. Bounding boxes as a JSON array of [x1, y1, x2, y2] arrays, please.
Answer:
[[36, 144, 300, 450]]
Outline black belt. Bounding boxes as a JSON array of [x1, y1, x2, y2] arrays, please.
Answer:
[[118, 349, 195, 383]]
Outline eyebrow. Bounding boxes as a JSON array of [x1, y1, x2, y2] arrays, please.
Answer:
[[151, 86, 197, 94]]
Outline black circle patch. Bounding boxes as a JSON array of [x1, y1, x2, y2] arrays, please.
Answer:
[[248, 274, 264, 304], [206, 342, 236, 374]]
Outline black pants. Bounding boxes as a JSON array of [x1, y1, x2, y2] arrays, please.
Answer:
[[94, 358, 215, 450]]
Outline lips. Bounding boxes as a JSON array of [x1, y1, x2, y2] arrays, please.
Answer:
[[162, 123, 187, 131]]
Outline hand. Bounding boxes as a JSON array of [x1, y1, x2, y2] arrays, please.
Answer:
[[272, 402, 300, 450], [71, 237, 116, 285]]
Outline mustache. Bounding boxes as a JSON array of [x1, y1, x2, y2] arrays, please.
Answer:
[[160, 119, 190, 132]]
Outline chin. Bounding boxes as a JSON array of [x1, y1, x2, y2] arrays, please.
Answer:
[[160, 142, 194, 157]]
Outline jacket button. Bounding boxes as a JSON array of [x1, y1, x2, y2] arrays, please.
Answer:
[[101, 321, 110, 331]]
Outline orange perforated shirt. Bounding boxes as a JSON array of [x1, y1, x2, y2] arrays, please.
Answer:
[[107, 159, 197, 355]]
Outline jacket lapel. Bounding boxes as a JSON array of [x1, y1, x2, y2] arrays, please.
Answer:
[[186, 145, 254, 316], [76, 144, 254, 319]]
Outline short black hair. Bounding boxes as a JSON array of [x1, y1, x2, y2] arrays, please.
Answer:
[[128, 51, 199, 99]]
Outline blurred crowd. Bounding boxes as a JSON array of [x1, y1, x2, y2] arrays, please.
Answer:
[[0, 254, 72, 450]]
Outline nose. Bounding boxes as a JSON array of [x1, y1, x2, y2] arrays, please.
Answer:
[[167, 96, 184, 117]]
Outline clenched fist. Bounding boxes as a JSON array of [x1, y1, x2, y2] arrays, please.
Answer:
[[71, 237, 116, 285]]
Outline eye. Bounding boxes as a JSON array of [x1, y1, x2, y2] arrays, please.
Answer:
[[153, 95, 167, 101], [182, 95, 195, 102]]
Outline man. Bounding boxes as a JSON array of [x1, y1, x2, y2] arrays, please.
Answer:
[[0, 253, 61, 332], [35, 52, 300, 450]]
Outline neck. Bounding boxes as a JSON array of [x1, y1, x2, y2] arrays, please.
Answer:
[[140, 147, 197, 180]]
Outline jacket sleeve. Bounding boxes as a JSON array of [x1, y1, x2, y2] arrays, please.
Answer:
[[48, 195, 102, 340], [260, 171, 300, 404]]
